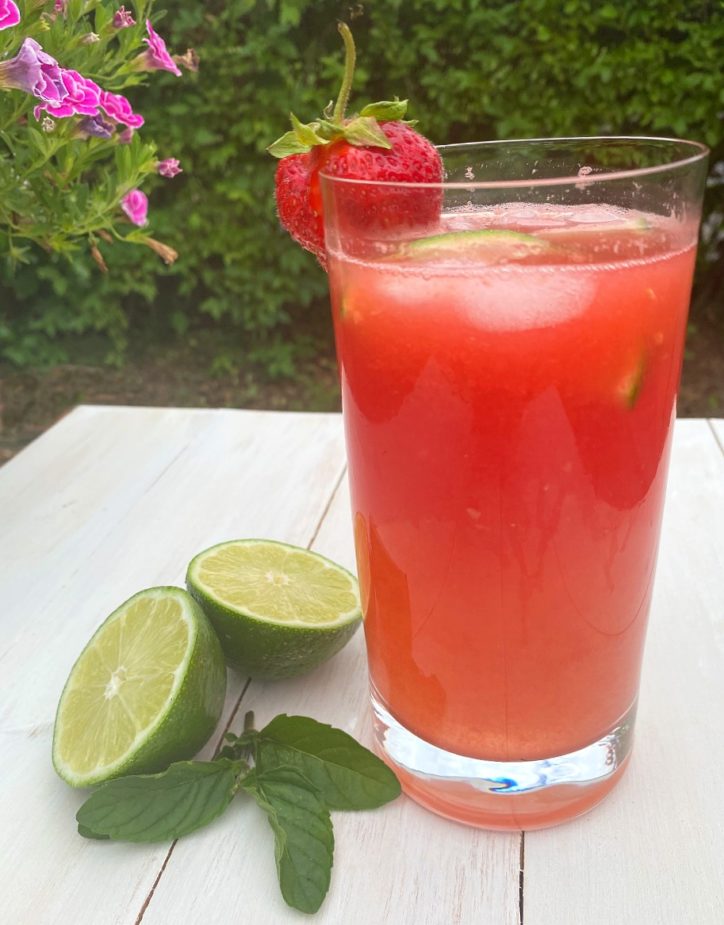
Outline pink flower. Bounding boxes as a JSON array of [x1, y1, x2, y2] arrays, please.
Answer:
[[112, 6, 135, 29], [121, 189, 148, 226], [34, 70, 101, 120], [99, 89, 144, 129], [118, 126, 134, 144], [0, 0, 20, 31], [54, 0, 67, 15], [157, 157, 182, 178], [141, 20, 181, 76]]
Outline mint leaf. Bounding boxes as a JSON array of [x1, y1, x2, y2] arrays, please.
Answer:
[[255, 715, 401, 811], [243, 766, 334, 914], [359, 99, 409, 121], [342, 116, 393, 149], [76, 759, 241, 843], [77, 824, 109, 840]]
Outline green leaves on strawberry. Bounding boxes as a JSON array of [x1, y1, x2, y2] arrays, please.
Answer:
[[269, 24, 442, 266], [268, 100, 409, 159]]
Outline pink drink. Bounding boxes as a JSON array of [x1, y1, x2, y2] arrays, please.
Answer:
[[322, 139, 708, 828]]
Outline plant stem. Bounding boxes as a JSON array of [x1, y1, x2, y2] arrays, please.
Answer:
[[332, 22, 356, 124]]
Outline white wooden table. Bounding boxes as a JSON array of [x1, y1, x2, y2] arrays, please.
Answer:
[[1, 406, 723, 925]]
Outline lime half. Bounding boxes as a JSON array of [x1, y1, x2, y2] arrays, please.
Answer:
[[53, 587, 226, 788], [186, 539, 362, 681]]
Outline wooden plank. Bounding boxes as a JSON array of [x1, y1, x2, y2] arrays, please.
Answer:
[[524, 419, 724, 924], [142, 474, 522, 925], [709, 417, 724, 456], [0, 407, 346, 924], [0, 406, 345, 729]]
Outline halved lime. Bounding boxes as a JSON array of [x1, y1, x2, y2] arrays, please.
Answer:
[[401, 229, 551, 262], [186, 539, 362, 681], [53, 587, 226, 788]]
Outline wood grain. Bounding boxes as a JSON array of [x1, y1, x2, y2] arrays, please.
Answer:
[[0, 407, 346, 924], [3, 408, 722, 924], [524, 419, 724, 925], [142, 474, 521, 925]]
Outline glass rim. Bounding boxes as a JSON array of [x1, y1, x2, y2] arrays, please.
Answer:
[[318, 134, 709, 192]]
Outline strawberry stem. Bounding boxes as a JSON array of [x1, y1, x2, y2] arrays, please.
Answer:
[[333, 22, 356, 124]]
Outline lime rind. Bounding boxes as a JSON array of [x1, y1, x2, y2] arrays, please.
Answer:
[[186, 539, 362, 681]]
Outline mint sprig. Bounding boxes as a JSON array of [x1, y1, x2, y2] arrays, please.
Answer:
[[243, 765, 334, 915], [75, 713, 400, 915], [76, 759, 243, 843], [253, 714, 400, 810]]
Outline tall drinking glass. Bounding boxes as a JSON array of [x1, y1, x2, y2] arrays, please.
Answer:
[[320, 137, 708, 830]]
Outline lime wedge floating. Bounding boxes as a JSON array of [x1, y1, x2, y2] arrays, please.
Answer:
[[186, 539, 362, 681], [401, 229, 551, 262], [541, 217, 651, 240], [615, 351, 648, 409], [53, 587, 226, 788]]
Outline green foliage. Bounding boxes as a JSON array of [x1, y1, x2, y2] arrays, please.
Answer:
[[3, 0, 723, 368], [0, 0, 169, 262], [0, 0, 184, 365]]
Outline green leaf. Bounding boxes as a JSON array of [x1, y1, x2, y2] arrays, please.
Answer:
[[76, 759, 241, 843], [314, 119, 345, 140], [267, 130, 310, 159], [255, 715, 401, 810], [243, 765, 334, 915], [289, 112, 326, 147], [341, 116, 393, 150], [359, 99, 409, 121], [77, 824, 109, 840]]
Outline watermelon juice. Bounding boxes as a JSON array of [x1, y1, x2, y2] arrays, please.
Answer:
[[326, 199, 700, 827]]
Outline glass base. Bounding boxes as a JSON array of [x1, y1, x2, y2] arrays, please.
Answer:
[[370, 695, 636, 830]]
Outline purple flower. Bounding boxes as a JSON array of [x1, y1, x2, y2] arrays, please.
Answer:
[[99, 89, 144, 129], [0, 38, 66, 103], [157, 157, 182, 178], [141, 20, 181, 76], [0, 0, 20, 31], [118, 126, 134, 144], [77, 114, 114, 139], [34, 70, 101, 120], [54, 0, 67, 15], [121, 189, 148, 226], [112, 6, 135, 29]]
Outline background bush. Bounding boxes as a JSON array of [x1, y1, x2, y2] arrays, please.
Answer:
[[2, 0, 722, 368]]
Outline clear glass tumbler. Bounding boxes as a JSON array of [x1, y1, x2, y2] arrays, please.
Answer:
[[320, 137, 708, 829]]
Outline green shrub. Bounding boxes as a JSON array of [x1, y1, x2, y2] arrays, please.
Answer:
[[2, 0, 722, 368]]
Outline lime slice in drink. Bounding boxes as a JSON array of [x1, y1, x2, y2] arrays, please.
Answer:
[[402, 229, 551, 262], [53, 587, 226, 788], [186, 539, 362, 681], [615, 351, 648, 409], [541, 216, 651, 241]]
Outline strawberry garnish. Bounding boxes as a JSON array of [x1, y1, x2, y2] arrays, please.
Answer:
[[269, 23, 442, 266]]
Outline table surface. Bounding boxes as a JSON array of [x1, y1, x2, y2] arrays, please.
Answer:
[[1, 406, 723, 925]]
